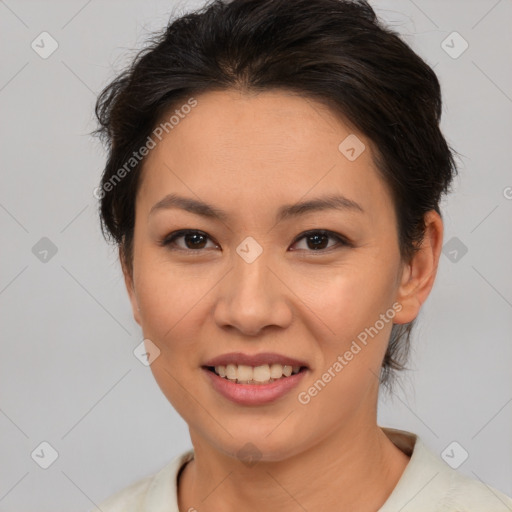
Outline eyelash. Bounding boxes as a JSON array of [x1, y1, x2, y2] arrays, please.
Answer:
[[159, 229, 351, 255]]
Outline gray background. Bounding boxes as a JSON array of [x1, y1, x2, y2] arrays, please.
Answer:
[[1, 0, 511, 510]]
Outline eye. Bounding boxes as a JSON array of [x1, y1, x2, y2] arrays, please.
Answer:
[[159, 229, 350, 254], [290, 229, 350, 253], [159, 230, 219, 252]]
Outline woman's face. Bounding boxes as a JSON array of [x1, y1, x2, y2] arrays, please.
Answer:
[[124, 89, 429, 461]]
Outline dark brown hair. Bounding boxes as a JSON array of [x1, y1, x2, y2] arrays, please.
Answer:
[[93, 0, 458, 389]]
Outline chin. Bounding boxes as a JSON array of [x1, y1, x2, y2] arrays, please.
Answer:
[[206, 426, 308, 464]]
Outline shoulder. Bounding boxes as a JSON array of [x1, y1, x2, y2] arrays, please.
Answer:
[[380, 428, 512, 512], [439, 470, 512, 511], [91, 474, 153, 512], [88, 450, 194, 512]]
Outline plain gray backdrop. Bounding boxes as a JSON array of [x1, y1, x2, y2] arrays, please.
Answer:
[[1, 0, 511, 510]]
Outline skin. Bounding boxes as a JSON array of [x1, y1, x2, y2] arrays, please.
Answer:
[[121, 89, 443, 511]]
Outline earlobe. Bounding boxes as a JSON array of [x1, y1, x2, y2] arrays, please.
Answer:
[[393, 211, 444, 325]]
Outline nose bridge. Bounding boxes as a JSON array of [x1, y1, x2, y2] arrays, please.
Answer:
[[213, 239, 292, 335], [232, 234, 273, 292]]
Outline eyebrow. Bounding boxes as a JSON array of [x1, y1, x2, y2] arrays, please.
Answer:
[[149, 193, 364, 223]]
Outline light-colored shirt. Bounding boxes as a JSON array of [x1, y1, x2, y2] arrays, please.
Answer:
[[91, 427, 512, 511]]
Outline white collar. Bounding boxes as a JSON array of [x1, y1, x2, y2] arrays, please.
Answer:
[[139, 427, 511, 511]]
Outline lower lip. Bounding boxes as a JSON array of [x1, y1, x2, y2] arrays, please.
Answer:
[[203, 367, 308, 406]]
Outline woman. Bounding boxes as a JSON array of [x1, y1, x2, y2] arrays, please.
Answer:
[[91, 0, 512, 510]]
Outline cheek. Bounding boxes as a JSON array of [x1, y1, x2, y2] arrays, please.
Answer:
[[134, 262, 209, 418], [300, 259, 398, 341], [133, 258, 208, 377], [295, 260, 399, 402], [134, 245, 204, 328], [292, 271, 396, 416]]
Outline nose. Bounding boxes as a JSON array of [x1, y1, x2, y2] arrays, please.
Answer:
[[213, 250, 293, 337]]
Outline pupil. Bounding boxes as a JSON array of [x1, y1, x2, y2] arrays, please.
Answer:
[[186, 233, 206, 249], [308, 233, 328, 250]]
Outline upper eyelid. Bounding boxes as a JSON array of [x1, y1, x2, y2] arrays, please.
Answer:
[[290, 230, 349, 251], [161, 229, 217, 248]]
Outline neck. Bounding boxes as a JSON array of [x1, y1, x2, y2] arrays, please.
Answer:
[[178, 421, 410, 512]]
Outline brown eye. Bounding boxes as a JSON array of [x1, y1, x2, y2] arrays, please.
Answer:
[[161, 230, 218, 251], [290, 230, 350, 252], [160, 229, 350, 254]]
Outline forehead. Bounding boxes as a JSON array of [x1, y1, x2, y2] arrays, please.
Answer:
[[137, 89, 393, 223]]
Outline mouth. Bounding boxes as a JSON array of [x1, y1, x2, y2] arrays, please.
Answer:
[[203, 363, 307, 385], [201, 352, 310, 404]]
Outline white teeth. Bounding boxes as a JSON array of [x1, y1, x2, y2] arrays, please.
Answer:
[[253, 364, 270, 382], [225, 364, 237, 380], [269, 363, 283, 379], [237, 364, 253, 382], [213, 363, 303, 384]]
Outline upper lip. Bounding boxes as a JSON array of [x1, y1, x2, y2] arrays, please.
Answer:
[[203, 352, 309, 368]]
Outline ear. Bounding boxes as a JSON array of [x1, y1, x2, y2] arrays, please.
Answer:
[[119, 246, 142, 326], [393, 210, 444, 324]]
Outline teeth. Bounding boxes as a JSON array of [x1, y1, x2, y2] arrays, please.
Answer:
[[270, 363, 283, 379], [225, 364, 237, 380], [237, 364, 253, 382], [253, 364, 271, 382], [213, 363, 302, 384]]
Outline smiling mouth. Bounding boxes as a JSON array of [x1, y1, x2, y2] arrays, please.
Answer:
[[204, 363, 307, 385]]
